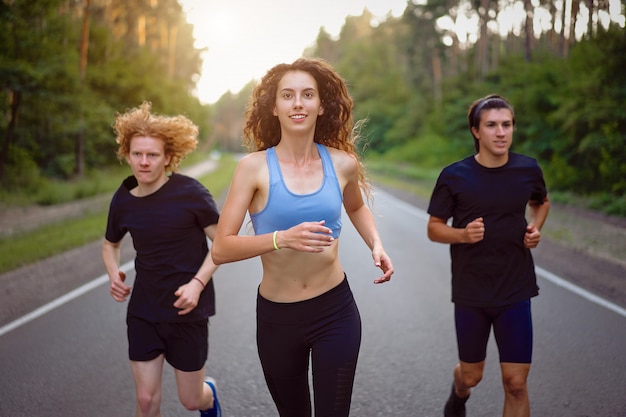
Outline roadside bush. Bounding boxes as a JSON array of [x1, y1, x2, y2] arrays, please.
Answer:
[[0, 146, 46, 193]]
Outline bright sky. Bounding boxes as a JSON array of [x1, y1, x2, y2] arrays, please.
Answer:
[[179, 0, 408, 104]]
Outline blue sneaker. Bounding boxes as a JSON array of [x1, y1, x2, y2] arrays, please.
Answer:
[[200, 377, 221, 417]]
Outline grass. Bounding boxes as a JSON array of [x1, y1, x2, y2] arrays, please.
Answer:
[[0, 154, 238, 274], [366, 159, 438, 200], [0, 212, 109, 273], [0, 165, 129, 207], [549, 190, 626, 217]]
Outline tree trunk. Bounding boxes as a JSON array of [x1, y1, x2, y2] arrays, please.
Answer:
[[75, 0, 90, 177], [449, 36, 459, 78], [524, 0, 535, 61], [168, 24, 178, 78], [569, 0, 580, 47], [491, 0, 501, 71], [0, 90, 21, 179], [79, 0, 90, 80], [560, 0, 568, 56], [476, 0, 491, 76], [432, 49, 442, 105], [585, 0, 594, 36]]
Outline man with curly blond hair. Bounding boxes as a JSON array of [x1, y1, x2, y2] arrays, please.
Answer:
[[102, 102, 221, 417]]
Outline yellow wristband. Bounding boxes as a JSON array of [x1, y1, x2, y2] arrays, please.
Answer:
[[272, 230, 280, 250]]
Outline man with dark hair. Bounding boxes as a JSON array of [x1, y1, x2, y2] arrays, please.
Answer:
[[427, 94, 550, 417]]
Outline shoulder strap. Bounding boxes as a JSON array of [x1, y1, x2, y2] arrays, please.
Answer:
[[316, 143, 337, 179], [265, 147, 281, 185]]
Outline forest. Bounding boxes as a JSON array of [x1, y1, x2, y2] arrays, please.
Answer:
[[2, 0, 625, 214]]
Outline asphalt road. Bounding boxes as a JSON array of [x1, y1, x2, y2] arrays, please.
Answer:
[[1, 191, 625, 417]]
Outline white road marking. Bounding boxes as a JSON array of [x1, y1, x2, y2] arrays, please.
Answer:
[[0, 261, 135, 337]]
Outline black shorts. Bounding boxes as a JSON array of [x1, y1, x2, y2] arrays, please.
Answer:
[[127, 314, 209, 372]]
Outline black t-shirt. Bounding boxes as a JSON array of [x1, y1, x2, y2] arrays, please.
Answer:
[[428, 153, 548, 307], [105, 173, 220, 322]]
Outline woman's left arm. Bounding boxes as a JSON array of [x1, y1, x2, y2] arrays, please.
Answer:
[[340, 154, 394, 284]]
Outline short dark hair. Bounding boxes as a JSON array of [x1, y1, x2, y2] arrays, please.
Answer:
[[467, 94, 516, 152]]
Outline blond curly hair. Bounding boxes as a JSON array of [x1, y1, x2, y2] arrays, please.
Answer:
[[112, 101, 198, 173]]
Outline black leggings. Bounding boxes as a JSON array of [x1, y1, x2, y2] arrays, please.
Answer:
[[256, 275, 362, 417]]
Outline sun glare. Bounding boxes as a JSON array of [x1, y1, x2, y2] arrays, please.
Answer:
[[206, 13, 235, 43], [179, 0, 408, 104]]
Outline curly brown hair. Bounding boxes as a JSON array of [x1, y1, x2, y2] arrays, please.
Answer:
[[112, 101, 198, 173], [243, 58, 372, 199]]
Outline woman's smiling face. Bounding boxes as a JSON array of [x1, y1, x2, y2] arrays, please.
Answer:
[[273, 70, 324, 133]]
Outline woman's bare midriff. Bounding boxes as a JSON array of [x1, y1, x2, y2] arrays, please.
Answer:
[[258, 239, 345, 302]]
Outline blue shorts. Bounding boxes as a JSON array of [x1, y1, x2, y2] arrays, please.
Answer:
[[454, 299, 533, 364], [127, 314, 209, 372]]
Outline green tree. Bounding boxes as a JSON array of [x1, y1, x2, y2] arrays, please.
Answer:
[[0, 0, 209, 189], [550, 27, 626, 194], [0, 0, 74, 180]]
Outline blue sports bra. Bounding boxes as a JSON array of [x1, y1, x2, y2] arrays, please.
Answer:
[[251, 143, 343, 238]]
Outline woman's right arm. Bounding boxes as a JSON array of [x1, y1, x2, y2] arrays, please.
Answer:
[[211, 154, 276, 264]]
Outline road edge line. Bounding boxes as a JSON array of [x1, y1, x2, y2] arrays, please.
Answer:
[[0, 261, 135, 337], [535, 266, 626, 317]]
